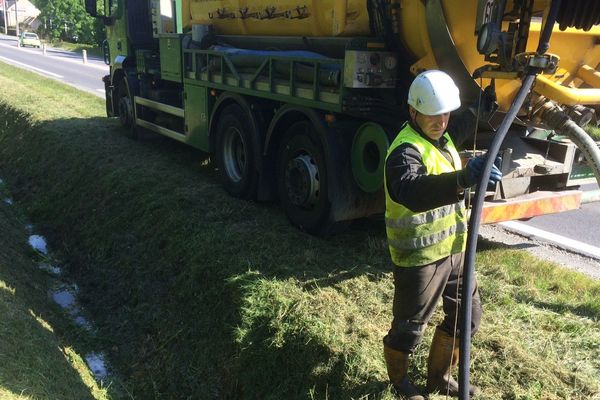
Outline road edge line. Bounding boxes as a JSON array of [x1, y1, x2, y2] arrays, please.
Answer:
[[499, 221, 600, 260]]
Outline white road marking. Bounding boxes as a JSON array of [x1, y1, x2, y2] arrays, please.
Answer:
[[499, 221, 600, 260], [43, 49, 109, 71], [0, 40, 108, 71], [0, 55, 64, 78]]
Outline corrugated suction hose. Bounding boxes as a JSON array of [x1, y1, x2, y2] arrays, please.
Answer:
[[540, 102, 600, 187], [557, 0, 600, 31]]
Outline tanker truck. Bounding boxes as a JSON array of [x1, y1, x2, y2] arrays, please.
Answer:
[[84, 0, 600, 234]]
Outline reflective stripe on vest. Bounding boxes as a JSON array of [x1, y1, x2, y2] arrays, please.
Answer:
[[384, 124, 467, 267], [385, 202, 465, 230], [387, 218, 468, 250]]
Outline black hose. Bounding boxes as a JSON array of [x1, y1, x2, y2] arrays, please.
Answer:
[[458, 2, 562, 398], [457, 72, 536, 399], [537, 0, 562, 55], [557, 0, 600, 31]]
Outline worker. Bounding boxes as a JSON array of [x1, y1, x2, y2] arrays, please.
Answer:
[[382, 70, 502, 399]]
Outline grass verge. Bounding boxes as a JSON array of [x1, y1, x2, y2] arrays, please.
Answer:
[[0, 60, 599, 399], [0, 168, 119, 399], [585, 125, 600, 141]]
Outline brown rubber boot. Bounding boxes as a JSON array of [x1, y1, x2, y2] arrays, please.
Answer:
[[427, 327, 480, 397], [383, 344, 424, 400]]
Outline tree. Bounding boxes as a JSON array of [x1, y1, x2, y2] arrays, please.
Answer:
[[32, 0, 105, 45]]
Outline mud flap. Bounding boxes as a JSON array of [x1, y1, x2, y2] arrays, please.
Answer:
[[103, 75, 114, 117], [322, 120, 385, 223]]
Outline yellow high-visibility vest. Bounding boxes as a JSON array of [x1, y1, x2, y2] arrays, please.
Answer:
[[384, 124, 467, 267]]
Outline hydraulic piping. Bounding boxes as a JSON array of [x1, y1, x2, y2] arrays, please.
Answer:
[[458, 1, 563, 398], [534, 75, 600, 106], [538, 102, 600, 186]]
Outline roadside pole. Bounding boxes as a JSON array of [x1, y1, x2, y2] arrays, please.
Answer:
[[2, 0, 8, 35], [13, 0, 18, 37]]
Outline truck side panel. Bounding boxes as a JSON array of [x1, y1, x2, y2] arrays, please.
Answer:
[[184, 84, 211, 152]]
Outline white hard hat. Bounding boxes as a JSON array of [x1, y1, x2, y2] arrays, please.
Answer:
[[407, 70, 461, 115]]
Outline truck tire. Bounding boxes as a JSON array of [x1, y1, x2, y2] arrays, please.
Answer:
[[117, 79, 141, 139], [277, 120, 332, 234], [215, 104, 259, 199], [118, 80, 134, 129]]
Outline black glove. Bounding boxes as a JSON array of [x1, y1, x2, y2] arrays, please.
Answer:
[[458, 155, 503, 189]]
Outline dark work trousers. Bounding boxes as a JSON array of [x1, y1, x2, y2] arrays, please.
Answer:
[[383, 252, 482, 353]]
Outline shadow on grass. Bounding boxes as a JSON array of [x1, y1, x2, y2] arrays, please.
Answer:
[[528, 299, 599, 321], [4, 104, 550, 399], [0, 289, 100, 399], [476, 236, 538, 251], [0, 203, 117, 399]]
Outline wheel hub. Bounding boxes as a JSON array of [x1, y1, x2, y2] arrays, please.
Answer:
[[223, 127, 246, 182], [285, 154, 320, 208], [119, 96, 133, 127]]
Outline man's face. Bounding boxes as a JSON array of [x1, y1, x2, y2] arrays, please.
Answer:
[[410, 107, 450, 141]]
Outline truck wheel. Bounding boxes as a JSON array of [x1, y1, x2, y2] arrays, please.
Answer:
[[215, 104, 259, 199], [118, 80, 134, 128], [117, 79, 142, 139], [277, 121, 332, 234]]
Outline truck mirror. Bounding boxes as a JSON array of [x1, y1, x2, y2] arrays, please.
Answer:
[[85, 0, 97, 17], [102, 39, 110, 65]]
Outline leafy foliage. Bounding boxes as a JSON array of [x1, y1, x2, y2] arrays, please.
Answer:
[[30, 0, 105, 44]]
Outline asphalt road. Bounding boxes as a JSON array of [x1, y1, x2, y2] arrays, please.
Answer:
[[494, 180, 599, 261], [0, 33, 108, 97], [0, 33, 598, 261]]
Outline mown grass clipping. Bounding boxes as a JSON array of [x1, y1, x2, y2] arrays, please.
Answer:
[[0, 61, 599, 399]]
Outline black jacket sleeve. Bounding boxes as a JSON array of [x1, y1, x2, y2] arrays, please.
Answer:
[[385, 143, 463, 213]]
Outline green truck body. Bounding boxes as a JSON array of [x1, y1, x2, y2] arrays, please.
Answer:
[[85, 0, 598, 234]]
